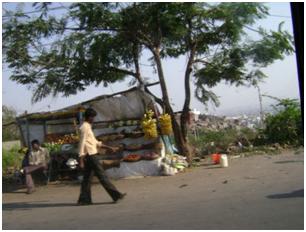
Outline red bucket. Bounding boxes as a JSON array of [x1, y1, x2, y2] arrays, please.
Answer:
[[211, 153, 221, 164]]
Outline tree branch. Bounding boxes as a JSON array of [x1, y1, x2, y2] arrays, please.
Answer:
[[144, 86, 164, 108], [193, 59, 210, 65], [63, 27, 119, 32], [108, 67, 137, 77]]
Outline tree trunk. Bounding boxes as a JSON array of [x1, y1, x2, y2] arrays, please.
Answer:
[[152, 48, 191, 163], [256, 84, 264, 128], [180, 45, 196, 162], [180, 47, 196, 138]]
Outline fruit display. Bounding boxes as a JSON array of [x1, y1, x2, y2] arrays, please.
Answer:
[[97, 133, 125, 142], [158, 113, 173, 135], [141, 110, 158, 139], [142, 141, 160, 150], [123, 154, 142, 162], [141, 152, 160, 161], [125, 144, 143, 151], [97, 129, 144, 142], [45, 133, 79, 144], [107, 120, 139, 129], [43, 142, 62, 153], [124, 130, 144, 138]]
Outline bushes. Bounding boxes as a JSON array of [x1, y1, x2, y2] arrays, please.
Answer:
[[256, 97, 302, 146], [2, 145, 24, 174], [189, 127, 257, 156], [189, 97, 302, 157]]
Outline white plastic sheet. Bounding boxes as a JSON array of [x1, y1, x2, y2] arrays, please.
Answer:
[[105, 158, 163, 179]]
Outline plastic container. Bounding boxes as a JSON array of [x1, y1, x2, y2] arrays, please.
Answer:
[[220, 154, 229, 168], [211, 153, 221, 164]]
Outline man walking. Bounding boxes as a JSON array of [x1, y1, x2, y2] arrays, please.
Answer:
[[77, 108, 126, 205], [23, 140, 49, 194]]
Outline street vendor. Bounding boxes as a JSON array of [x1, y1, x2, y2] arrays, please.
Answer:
[[77, 108, 126, 205], [23, 140, 50, 194]]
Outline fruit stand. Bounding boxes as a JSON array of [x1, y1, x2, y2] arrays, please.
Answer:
[[15, 86, 180, 180]]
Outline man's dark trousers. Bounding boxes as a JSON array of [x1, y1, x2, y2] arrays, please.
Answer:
[[78, 154, 122, 203]]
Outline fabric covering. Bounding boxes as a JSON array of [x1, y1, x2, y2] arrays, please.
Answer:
[[105, 158, 163, 179], [81, 90, 153, 121]]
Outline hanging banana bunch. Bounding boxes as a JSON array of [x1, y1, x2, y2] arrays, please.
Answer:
[[159, 113, 173, 135], [141, 110, 158, 139]]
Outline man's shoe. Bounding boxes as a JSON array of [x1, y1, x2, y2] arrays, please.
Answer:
[[26, 188, 36, 194], [114, 193, 127, 203], [77, 201, 93, 206]]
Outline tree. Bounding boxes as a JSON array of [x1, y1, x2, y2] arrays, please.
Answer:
[[3, 3, 294, 162], [2, 105, 19, 141]]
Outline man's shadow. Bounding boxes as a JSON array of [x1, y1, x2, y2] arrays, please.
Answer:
[[3, 201, 114, 211], [266, 189, 304, 199]]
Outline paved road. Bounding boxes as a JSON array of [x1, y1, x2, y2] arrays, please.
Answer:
[[3, 149, 304, 229]]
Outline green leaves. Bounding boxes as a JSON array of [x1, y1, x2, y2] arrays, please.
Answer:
[[2, 106, 20, 141], [194, 47, 247, 90], [195, 86, 220, 107], [3, 3, 138, 103], [3, 2, 294, 107], [259, 97, 302, 145], [245, 23, 294, 66]]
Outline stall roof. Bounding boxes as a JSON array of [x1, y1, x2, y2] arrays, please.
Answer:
[[16, 83, 159, 122]]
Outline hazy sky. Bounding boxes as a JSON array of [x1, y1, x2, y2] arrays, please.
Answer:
[[2, 2, 300, 116]]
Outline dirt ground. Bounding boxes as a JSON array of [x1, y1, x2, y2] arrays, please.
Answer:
[[2, 149, 304, 230]]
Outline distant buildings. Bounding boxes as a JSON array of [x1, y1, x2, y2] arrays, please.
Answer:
[[175, 109, 263, 131]]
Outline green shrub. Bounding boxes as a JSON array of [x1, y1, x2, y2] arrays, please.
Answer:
[[2, 145, 24, 174], [257, 97, 302, 145]]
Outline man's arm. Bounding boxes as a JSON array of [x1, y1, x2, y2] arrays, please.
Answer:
[[78, 126, 87, 157], [94, 134, 117, 152], [97, 141, 118, 152], [78, 125, 88, 169], [100, 143, 114, 150], [28, 153, 35, 166], [79, 156, 85, 170]]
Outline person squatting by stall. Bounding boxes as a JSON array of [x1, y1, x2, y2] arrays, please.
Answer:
[[77, 108, 126, 205]]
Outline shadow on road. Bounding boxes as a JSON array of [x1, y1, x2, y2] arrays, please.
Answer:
[[203, 166, 223, 169], [267, 189, 304, 199], [3, 201, 114, 211], [274, 160, 303, 164], [3, 184, 27, 194]]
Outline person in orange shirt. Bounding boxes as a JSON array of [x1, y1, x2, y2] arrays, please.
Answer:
[[77, 108, 126, 205]]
